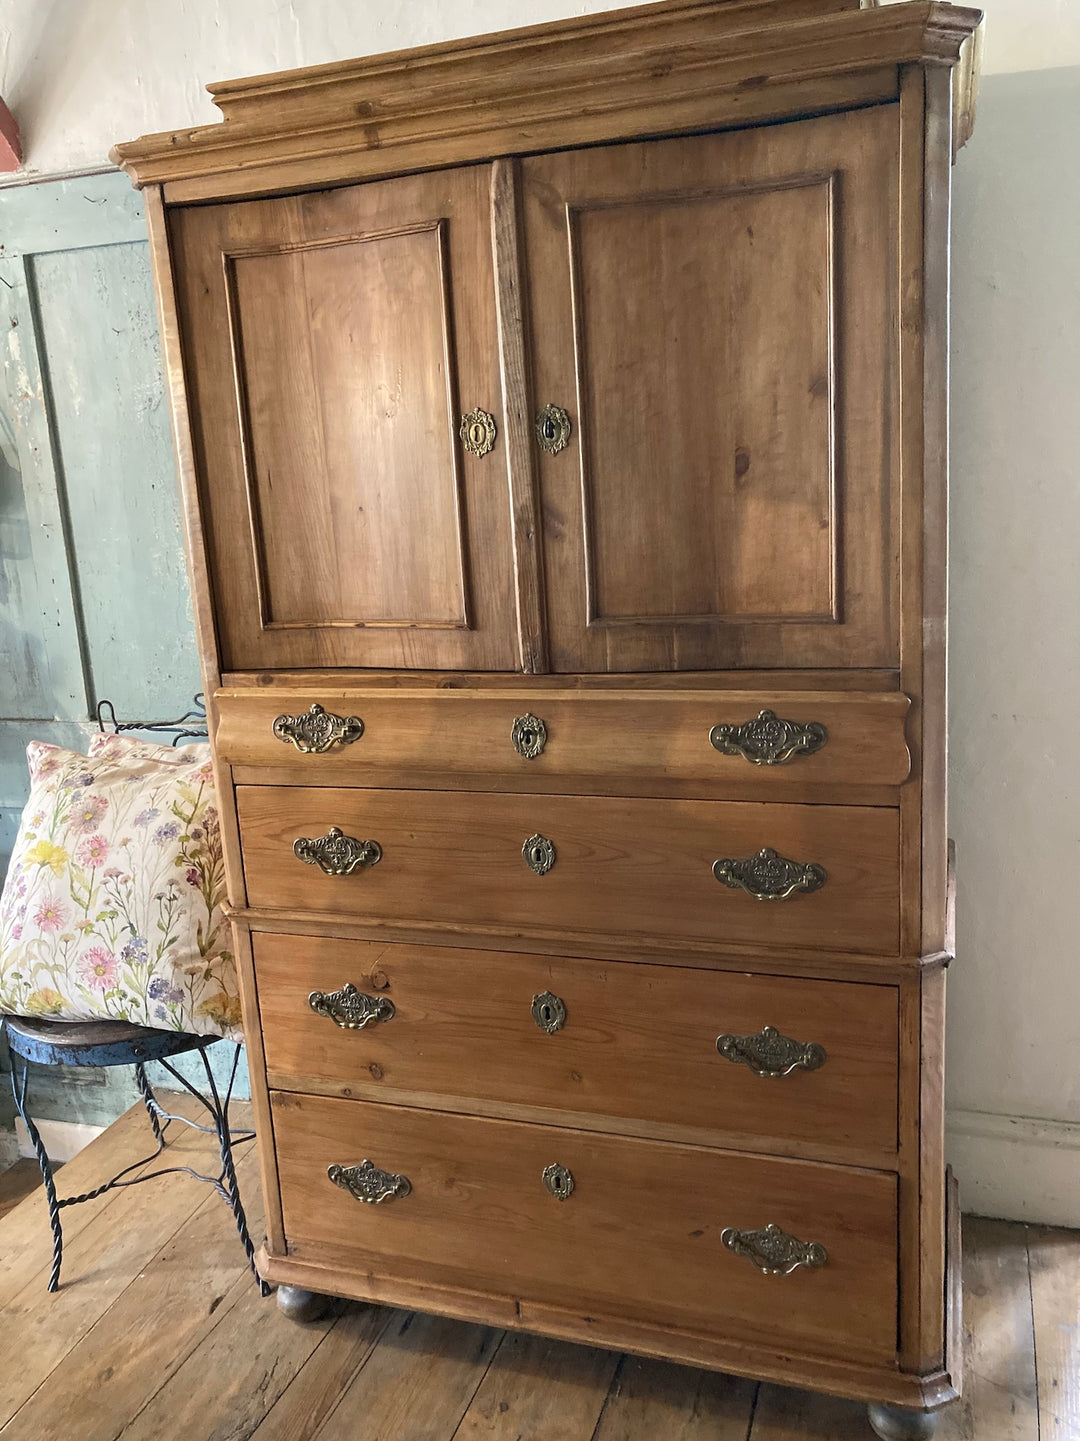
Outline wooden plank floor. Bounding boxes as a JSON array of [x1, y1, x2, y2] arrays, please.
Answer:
[[0, 1101, 1076, 1441]]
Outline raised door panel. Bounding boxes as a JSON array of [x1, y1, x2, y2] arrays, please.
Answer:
[[170, 166, 519, 670], [522, 105, 898, 671]]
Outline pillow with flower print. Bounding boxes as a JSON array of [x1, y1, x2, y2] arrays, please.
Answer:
[[0, 733, 241, 1041]]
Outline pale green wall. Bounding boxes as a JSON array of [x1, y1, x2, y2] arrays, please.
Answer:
[[0, 172, 248, 1129]]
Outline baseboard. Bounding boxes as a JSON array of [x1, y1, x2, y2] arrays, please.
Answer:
[[947, 1108, 1080, 1226], [15, 1116, 105, 1164]]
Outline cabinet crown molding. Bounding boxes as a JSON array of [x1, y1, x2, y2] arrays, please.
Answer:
[[111, 0, 982, 202]]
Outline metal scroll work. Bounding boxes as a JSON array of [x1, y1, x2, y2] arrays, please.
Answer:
[[709, 709, 827, 766], [328, 1159, 411, 1204], [716, 1025, 826, 1079], [712, 847, 826, 901], [294, 827, 382, 876], [511, 713, 548, 759], [459, 407, 497, 457], [721, 1223, 827, 1276], [309, 983, 395, 1030], [541, 1162, 575, 1200], [273, 703, 364, 754], [522, 833, 556, 876], [535, 404, 572, 454]]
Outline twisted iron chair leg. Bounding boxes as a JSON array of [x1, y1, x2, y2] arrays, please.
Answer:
[[198, 1047, 270, 1297], [11, 1059, 63, 1292], [133, 1060, 166, 1149]]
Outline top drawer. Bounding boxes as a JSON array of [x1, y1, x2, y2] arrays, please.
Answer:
[[215, 688, 910, 798]]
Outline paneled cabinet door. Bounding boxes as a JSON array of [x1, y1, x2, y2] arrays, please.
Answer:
[[522, 106, 900, 672], [169, 165, 519, 671]]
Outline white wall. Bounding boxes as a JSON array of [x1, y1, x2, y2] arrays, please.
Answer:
[[0, 0, 1077, 1222]]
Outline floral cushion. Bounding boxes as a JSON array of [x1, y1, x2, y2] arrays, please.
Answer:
[[0, 733, 242, 1040]]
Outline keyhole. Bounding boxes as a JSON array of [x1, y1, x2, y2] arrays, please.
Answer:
[[522, 729, 535, 748], [541, 1004, 552, 1024], [543, 419, 556, 441], [553, 1174, 563, 1191]]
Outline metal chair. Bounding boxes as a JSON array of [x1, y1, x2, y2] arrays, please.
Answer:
[[4, 1016, 267, 1294], [0, 696, 267, 1295]]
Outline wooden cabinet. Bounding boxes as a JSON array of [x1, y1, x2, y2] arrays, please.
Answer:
[[116, 3, 981, 1434]]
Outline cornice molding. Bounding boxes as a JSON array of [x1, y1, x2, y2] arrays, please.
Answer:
[[111, 0, 982, 202]]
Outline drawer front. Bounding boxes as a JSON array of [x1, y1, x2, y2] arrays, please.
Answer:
[[217, 688, 911, 795], [256, 934, 899, 1158], [238, 787, 900, 954], [273, 1092, 899, 1363]]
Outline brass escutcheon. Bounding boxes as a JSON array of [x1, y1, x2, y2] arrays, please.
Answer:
[[535, 404, 572, 454], [541, 1162, 575, 1199], [511, 713, 548, 759], [460, 407, 497, 457], [522, 833, 556, 875], [531, 991, 566, 1033]]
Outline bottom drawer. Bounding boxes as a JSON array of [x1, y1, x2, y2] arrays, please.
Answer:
[[272, 1092, 898, 1364]]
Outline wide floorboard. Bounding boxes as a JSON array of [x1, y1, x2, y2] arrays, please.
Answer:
[[0, 1100, 1075, 1441]]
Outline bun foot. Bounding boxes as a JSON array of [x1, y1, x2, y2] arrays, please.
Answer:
[[867, 1402, 939, 1440], [276, 1285, 329, 1323]]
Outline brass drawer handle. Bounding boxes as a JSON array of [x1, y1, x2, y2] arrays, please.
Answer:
[[273, 702, 364, 753], [716, 1025, 826, 1078], [722, 1223, 827, 1276], [542, 1162, 574, 1199], [535, 404, 571, 454], [294, 826, 382, 876], [531, 991, 566, 1033], [522, 833, 556, 876], [459, 407, 497, 457], [511, 713, 547, 759], [309, 983, 395, 1030], [712, 847, 826, 901], [328, 1160, 411, 1204], [709, 709, 827, 766]]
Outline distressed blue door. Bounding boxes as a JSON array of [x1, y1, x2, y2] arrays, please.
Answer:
[[0, 172, 229, 1128], [0, 171, 200, 874]]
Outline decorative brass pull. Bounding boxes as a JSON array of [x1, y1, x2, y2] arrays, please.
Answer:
[[309, 982, 395, 1030], [531, 991, 566, 1033], [535, 404, 571, 454], [273, 702, 364, 754], [522, 833, 556, 876], [294, 826, 382, 876], [721, 1222, 827, 1276], [712, 847, 826, 901], [511, 713, 547, 759], [709, 709, 827, 766], [716, 1025, 826, 1078], [328, 1159, 411, 1204], [541, 1162, 574, 1199], [459, 407, 497, 457]]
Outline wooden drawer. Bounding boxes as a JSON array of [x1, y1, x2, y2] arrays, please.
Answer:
[[237, 787, 900, 954], [255, 934, 899, 1161], [272, 1092, 899, 1363], [216, 687, 911, 798]]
